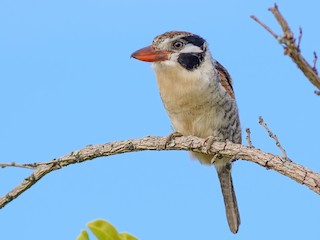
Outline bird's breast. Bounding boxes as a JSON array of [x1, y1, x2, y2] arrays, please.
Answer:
[[153, 65, 229, 138]]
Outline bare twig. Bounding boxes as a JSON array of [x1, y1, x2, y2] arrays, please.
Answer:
[[250, 15, 278, 38], [251, 4, 320, 90], [1, 135, 319, 209], [258, 116, 288, 159], [269, 4, 292, 39], [245, 128, 254, 148], [313, 52, 318, 75], [297, 27, 302, 51], [0, 162, 38, 169]]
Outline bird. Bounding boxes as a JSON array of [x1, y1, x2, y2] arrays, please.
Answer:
[[131, 31, 242, 233]]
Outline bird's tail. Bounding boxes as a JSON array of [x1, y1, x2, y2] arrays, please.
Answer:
[[216, 164, 240, 234]]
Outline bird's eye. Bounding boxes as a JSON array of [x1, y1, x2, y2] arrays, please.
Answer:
[[172, 41, 184, 50]]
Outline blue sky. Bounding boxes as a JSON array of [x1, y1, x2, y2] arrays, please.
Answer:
[[1, 1, 320, 239]]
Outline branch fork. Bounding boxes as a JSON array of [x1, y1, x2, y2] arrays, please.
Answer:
[[251, 3, 320, 91]]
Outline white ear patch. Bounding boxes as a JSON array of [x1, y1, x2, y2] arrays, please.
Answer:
[[180, 44, 203, 53]]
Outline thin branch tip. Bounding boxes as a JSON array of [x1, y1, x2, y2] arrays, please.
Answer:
[[245, 128, 254, 148], [297, 27, 303, 51], [0, 162, 37, 170], [313, 51, 318, 74], [258, 117, 288, 159], [250, 15, 278, 39], [314, 90, 320, 96], [268, 3, 278, 12]]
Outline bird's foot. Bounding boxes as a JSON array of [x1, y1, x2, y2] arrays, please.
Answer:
[[204, 136, 223, 164], [204, 136, 219, 154], [165, 131, 183, 147]]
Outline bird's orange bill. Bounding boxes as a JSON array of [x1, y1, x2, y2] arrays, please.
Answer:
[[131, 45, 170, 62]]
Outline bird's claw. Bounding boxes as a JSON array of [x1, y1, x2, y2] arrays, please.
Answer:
[[165, 131, 183, 147], [204, 136, 218, 154]]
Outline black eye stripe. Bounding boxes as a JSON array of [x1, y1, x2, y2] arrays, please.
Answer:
[[180, 35, 205, 50]]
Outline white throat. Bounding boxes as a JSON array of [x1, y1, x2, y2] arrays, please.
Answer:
[[151, 52, 222, 137]]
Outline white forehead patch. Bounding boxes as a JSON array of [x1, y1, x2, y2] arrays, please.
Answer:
[[180, 44, 203, 53]]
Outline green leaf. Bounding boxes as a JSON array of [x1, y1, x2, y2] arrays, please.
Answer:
[[87, 219, 121, 240], [77, 230, 90, 240], [79, 219, 138, 240], [119, 232, 138, 240]]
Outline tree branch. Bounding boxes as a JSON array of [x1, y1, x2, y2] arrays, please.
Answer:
[[251, 4, 320, 91], [1, 135, 319, 209]]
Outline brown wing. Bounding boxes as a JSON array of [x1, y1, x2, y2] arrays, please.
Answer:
[[215, 61, 235, 99]]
